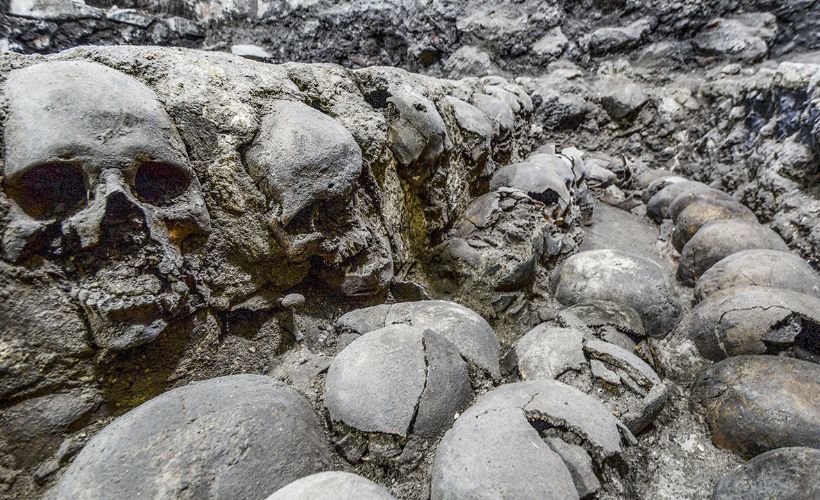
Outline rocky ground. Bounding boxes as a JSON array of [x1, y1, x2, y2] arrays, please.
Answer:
[[1, 1, 819, 500]]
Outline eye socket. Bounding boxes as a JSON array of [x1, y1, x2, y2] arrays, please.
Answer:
[[134, 162, 191, 207], [5, 162, 88, 219]]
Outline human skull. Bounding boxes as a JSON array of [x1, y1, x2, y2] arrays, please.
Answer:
[[246, 99, 393, 296], [2, 61, 210, 350]]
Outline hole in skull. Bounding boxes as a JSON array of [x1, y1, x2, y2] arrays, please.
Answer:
[[528, 188, 561, 206], [5, 162, 87, 219], [763, 313, 820, 360], [794, 317, 820, 357], [134, 162, 190, 207], [365, 89, 391, 109], [528, 418, 552, 434]]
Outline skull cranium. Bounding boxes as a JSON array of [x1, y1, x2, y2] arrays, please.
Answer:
[[2, 61, 211, 349]]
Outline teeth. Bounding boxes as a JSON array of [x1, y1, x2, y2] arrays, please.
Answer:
[[74, 283, 171, 314]]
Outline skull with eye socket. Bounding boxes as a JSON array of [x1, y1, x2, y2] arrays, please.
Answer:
[[2, 61, 211, 350]]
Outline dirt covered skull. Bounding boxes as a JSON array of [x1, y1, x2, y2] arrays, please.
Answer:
[[2, 61, 210, 350]]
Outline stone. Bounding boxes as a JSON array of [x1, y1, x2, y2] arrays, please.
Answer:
[[688, 285, 820, 362], [694, 249, 820, 302], [245, 100, 363, 225], [0, 391, 98, 467], [163, 16, 203, 36], [635, 41, 695, 68], [230, 44, 274, 60], [531, 86, 591, 129], [334, 300, 500, 378], [532, 27, 568, 58], [692, 13, 776, 62], [280, 293, 305, 308], [691, 355, 820, 457], [678, 219, 789, 286], [9, 0, 102, 21], [552, 249, 682, 337], [266, 471, 395, 500], [456, 5, 550, 56], [597, 78, 650, 120], [671, 198, 757, 252], [55, 375, 331, 499], [324, 325, 471, 439], [588, 18, 653, 55], [442, 46, 498, 77], [713, 447, 820, 500], [106, 8, 156, 28]]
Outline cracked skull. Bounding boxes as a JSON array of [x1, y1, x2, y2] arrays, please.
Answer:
[[2, 61, 210, 350]]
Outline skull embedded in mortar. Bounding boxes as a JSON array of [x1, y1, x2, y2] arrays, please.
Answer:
[[244, 99, 393, 296], [2, 61, 211, 350]]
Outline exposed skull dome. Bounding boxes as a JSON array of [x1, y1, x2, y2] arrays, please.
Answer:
[[4, 60, 189, 181]]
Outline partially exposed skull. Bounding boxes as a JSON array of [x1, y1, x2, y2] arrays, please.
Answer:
[[2, 61, 210, 350], [245, 99, 393, 296]]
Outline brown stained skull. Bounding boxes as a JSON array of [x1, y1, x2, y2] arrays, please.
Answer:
[[2, 61, 210, 350]]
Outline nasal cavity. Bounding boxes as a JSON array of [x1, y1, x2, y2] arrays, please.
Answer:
[[103, 190, 144, 226]]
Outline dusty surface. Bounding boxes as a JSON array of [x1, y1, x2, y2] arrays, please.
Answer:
[[1, 1, 820, 499]]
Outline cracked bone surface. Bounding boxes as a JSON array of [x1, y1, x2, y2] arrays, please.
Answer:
[[431, 379, 635, 499], [324, 324, 472, 460], [551, 249, 682, 337], [335, 300, 501, 380], [688, 285, 820, 362], [504, 322, 668, 434]]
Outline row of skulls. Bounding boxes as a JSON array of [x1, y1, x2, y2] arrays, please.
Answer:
[[1, 58, 531, 351], [0, 60, 373, 351]]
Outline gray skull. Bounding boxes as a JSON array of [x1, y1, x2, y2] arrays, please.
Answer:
[[2, 61, 211, 350]]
